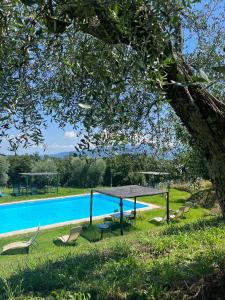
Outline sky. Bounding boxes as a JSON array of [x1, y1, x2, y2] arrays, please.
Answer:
[[0, 121, 80, 155]]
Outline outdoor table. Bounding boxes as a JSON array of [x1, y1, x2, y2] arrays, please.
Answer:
[[112, 212, 135, 229], [96, 223, 110, 239]]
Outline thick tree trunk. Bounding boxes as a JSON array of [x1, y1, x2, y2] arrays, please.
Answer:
[[166, 55, 225, 215]]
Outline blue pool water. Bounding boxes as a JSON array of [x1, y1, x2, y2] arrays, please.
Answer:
[[0, 194, 149, 234]]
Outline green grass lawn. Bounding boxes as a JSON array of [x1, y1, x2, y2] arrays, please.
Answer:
[[0, 188, 223, 299], [0, 187, 90, 204]]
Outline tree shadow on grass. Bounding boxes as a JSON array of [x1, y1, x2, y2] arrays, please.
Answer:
[[81, 223, 136, 242], [80, 225, 102, 242], [1, 237, 225, 299], [162, 216, 225, 236], [170, 196, 190, 204], [0, 242, 134, 300], [53, 240, 79, 247]]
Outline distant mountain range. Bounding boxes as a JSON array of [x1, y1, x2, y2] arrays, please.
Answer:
[[47, 144, 171, 159], [48, 149, 113, 158], [3, 144, 175, 159], [49, 151, 75, 158], [48, 150, 107, 158]]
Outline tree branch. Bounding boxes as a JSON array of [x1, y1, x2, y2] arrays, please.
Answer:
[[59, 0, 130, 44], [174, 22, 183, 53]]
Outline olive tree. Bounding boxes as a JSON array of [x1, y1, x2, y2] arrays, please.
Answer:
[[0, 1, 225, 213], [87, 159, 106, 187], [32, 158, 57, 186]]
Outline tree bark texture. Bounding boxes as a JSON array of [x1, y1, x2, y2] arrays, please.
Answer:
[[166, 56, 225, 215]]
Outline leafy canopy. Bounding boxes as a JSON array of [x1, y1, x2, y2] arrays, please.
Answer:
[[0, 0, 224, 154]]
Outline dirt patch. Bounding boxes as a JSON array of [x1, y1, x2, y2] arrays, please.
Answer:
[[170, 272, 225, 300]]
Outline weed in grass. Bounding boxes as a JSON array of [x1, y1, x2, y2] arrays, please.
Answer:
[[161, 216, 225, 236], [49, 290, 91, 300], [1, 278, 23, 300]]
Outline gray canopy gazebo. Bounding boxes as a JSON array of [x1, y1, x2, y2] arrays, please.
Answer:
[[90, 185, 169, 235], [19, 172, 59, 194]]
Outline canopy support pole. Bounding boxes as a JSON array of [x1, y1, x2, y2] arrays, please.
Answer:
[[166, 192, 170, 223], [134, 197, 137, 218], [120, 197, 123, 235], [25, 175, 29, 194], [90, 190, 93, 225], [56, 174, 59, 193]]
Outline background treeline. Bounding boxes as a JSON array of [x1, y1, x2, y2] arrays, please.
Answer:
[[0, 150, 209, 188]]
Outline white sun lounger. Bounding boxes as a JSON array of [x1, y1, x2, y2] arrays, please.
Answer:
[[54, 226, 82, 245], [1, 226, 40, 255], [150, 212, 176, 223]]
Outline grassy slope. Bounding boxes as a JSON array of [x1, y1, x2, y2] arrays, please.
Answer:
[[0, 188, 223, 299]]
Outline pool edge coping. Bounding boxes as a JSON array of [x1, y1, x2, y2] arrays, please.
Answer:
[[0, 193, 160, 238]]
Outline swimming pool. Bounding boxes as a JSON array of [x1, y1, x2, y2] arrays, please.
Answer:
[[0, 193, 151, 235]]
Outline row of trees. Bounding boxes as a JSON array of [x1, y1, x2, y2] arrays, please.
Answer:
[[0, 154, 106, 188], [0, 150, 208, 188]]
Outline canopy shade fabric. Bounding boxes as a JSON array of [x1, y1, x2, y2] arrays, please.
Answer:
[[137, 172, 170, 175], [19, 172, 58, 176], [94, 185, 166, 199]]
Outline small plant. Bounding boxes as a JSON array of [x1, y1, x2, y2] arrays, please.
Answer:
[[2, 278, 23, 300], [50, 290, 91, 300]]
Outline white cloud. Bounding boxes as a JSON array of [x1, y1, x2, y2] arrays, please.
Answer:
[[64, 130, 77, 139]]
